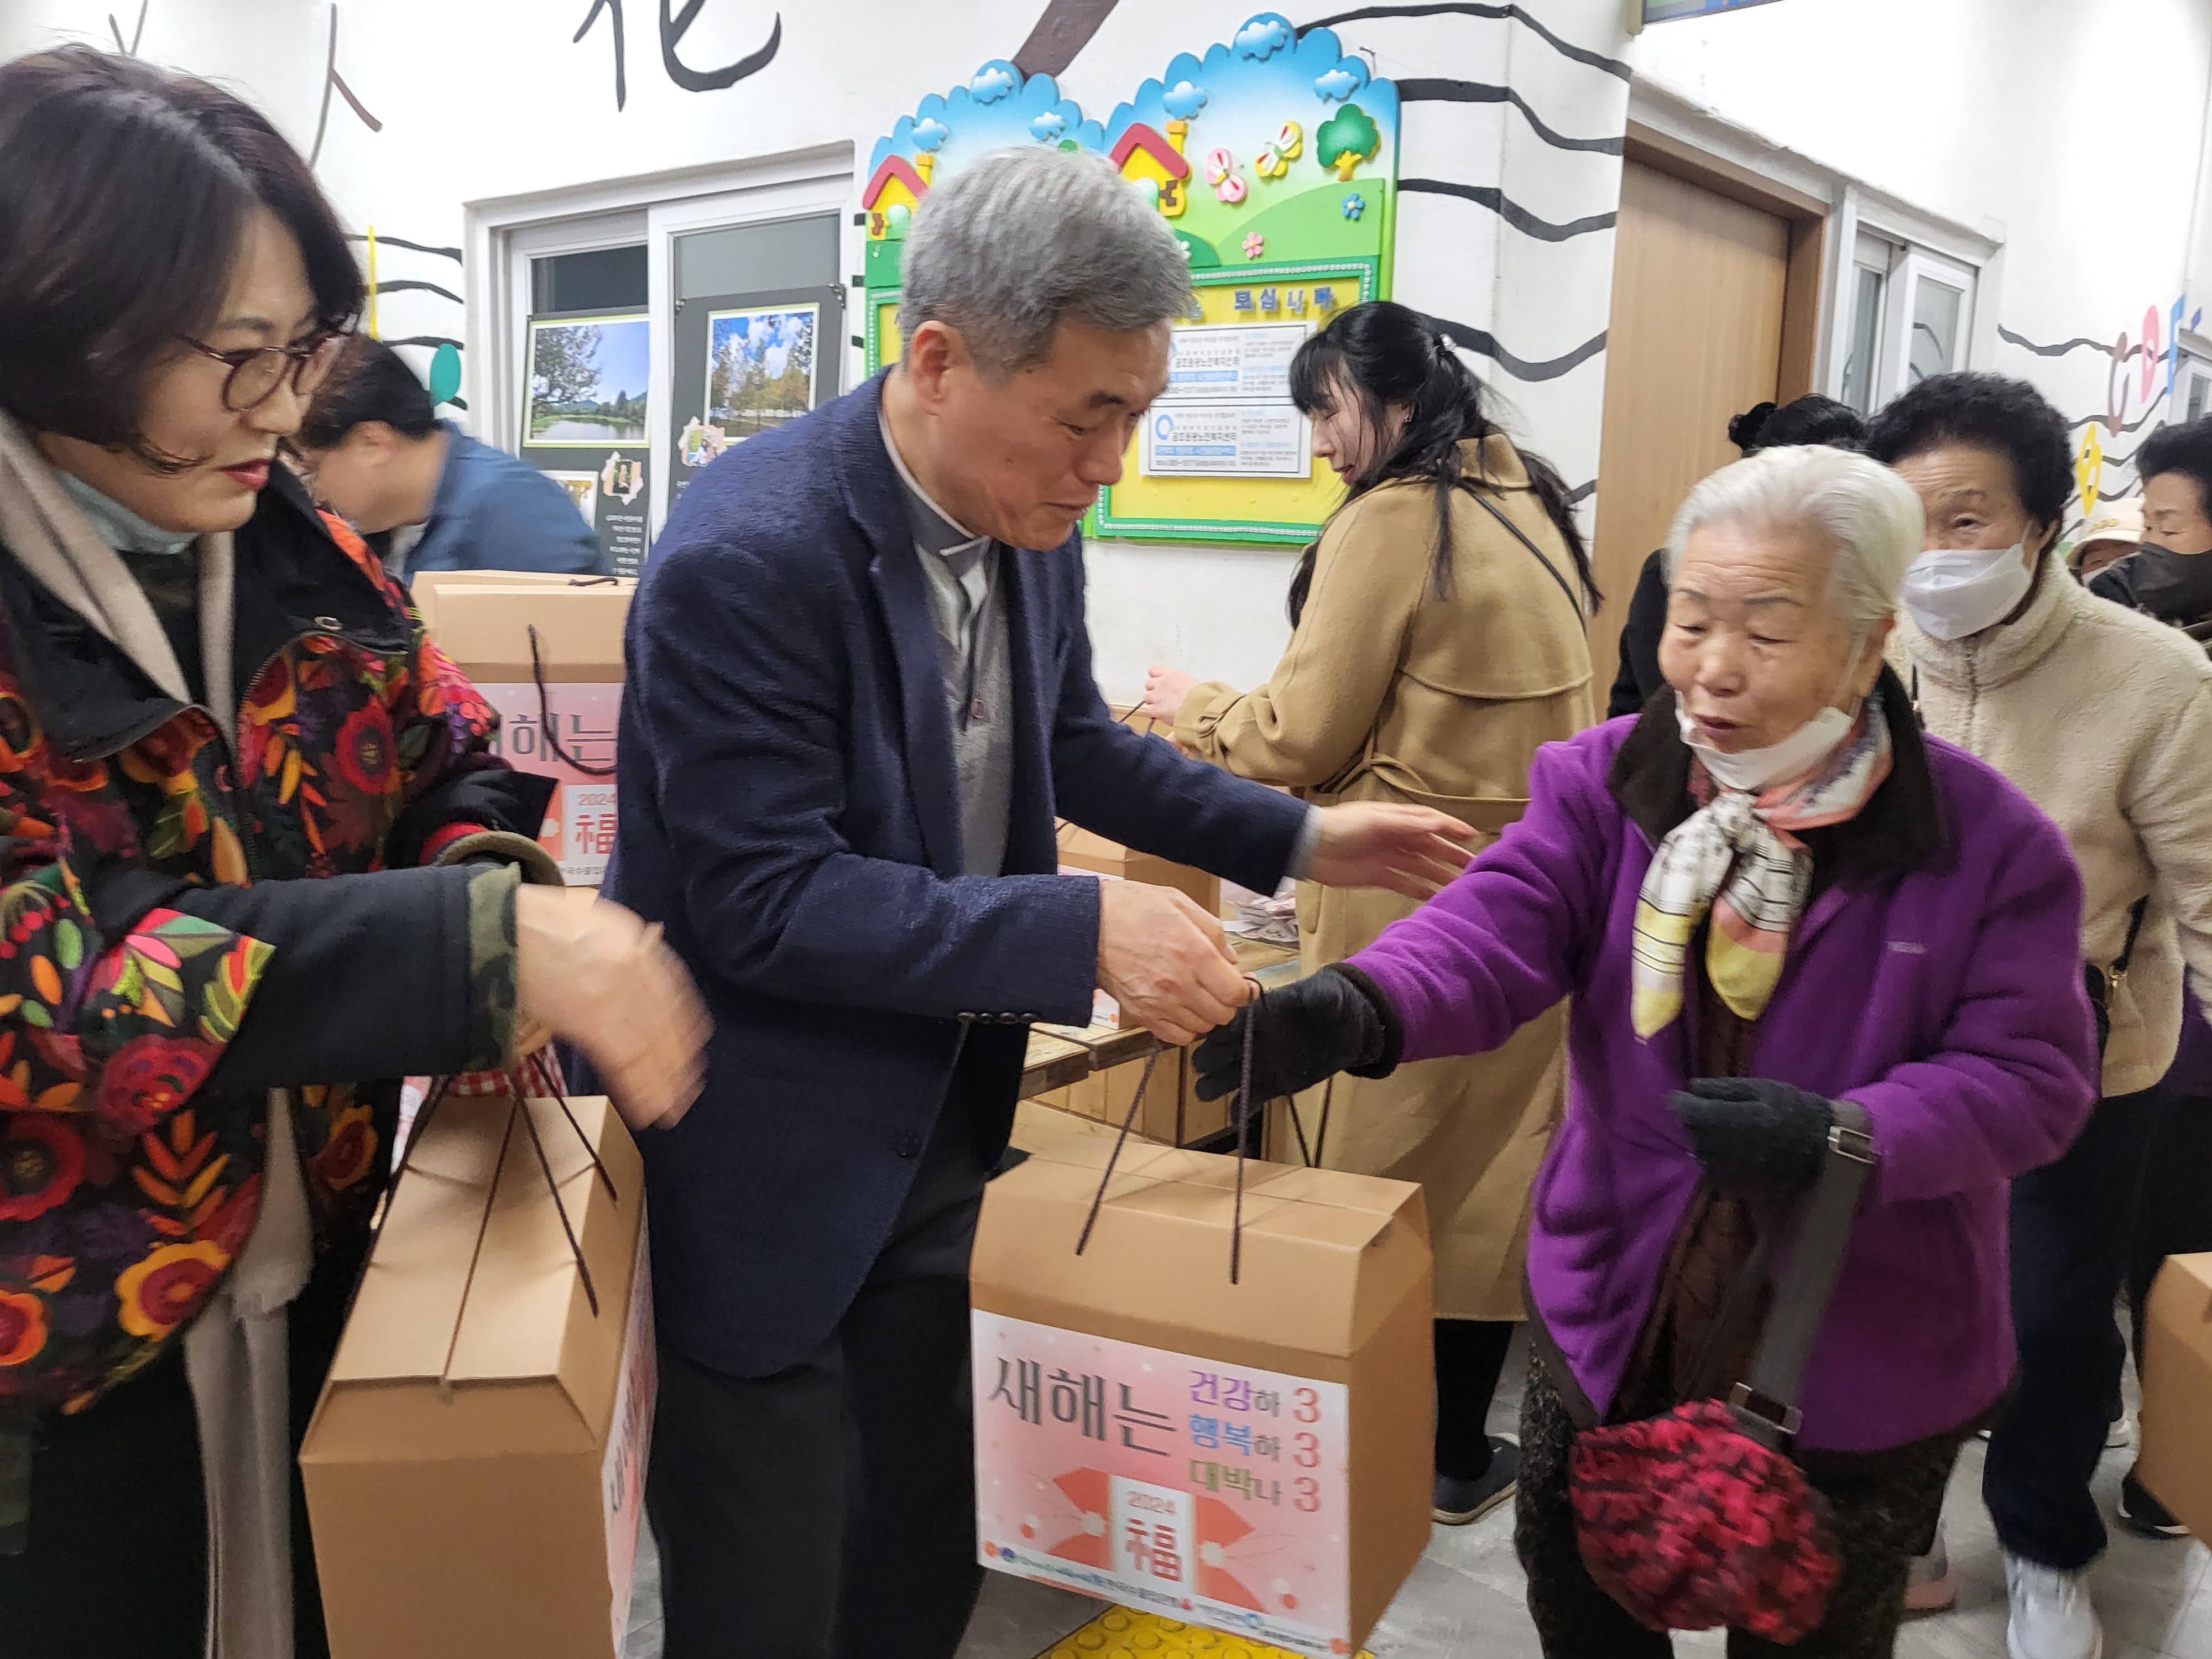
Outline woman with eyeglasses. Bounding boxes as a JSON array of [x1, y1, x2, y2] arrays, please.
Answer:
[[0, 48, 707, 1658]]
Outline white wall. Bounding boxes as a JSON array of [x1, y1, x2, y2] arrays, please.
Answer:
[[1, 0, 1636, 703], [32, 4, 2195, 681], [1626, 0, 2212, 523]]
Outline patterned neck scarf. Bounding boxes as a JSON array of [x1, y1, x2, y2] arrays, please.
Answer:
[[1631, 691, 1893, 1039]]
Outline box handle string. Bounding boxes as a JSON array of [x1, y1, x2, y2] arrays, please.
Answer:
[[528, 622, 617, 777], [1072, 976, 1266, 1287]]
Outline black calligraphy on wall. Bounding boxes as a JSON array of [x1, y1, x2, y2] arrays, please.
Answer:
[[573, 0, 784, 112]]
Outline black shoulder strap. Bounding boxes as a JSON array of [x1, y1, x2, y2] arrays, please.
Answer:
[[1459, 483, 1584, 625], [1730, 1099, 1876, 1450], [2115, 895, 2151, 977]]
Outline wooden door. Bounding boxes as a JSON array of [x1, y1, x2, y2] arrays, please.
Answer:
[[1589, 162, 1791, 702]]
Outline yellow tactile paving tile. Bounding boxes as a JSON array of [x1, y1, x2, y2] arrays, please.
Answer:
[[1031, 1606, 1374, 1658]]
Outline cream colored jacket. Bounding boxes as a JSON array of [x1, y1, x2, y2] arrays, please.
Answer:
[[1893, 552, 2212, 1097]]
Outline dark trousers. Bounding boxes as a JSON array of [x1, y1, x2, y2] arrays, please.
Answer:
[[0, 1237, 363, 1659], [1434, 1318, 1517, 1481], [1985, 1086, 2164, 1569], [2127, 1087, 2212, 1376], [649, 1102, 990, 1659], [1516, 1353, 1966, 1658]]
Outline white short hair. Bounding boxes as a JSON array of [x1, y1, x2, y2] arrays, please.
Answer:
[[1661, 445, 1925, 627], [898, 147, 1194, 377]]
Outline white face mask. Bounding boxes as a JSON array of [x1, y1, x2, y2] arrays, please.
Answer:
[[1675, 632, 1866, 795], [1899, 542, 2034, 640], [1677, 702, 1855, 794]]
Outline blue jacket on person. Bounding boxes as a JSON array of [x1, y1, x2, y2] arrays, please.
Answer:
[[600, 372, 1308, 1380], [404, 422, 607, 578]]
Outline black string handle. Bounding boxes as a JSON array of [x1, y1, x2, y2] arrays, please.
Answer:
[[1072, 978, 1267, 1285], [1229, 984, 1260, 1284], [509, 1075, 600, 1318], [1074, 1047, 1165, 1257], [527, 623, 617, 778], [519, 1047, 619, 1203], [396, 1052, 622, 1323]]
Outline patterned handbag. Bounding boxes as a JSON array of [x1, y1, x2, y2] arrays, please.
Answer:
[[1567, 1100, 1876, 1644]]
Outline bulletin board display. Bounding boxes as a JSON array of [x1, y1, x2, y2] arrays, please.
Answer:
[[1097, 262, 1373, 544], [858, 12, 1397, 546]]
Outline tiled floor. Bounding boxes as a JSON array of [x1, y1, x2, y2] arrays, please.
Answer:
[[954, 1329, 2212, 1659], [620, 1327, 2211, 1659]]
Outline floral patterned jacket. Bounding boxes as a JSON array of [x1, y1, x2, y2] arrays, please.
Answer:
[[0, 469, 550, 1414]]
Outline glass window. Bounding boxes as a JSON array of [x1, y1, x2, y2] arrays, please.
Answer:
[[2188, 372, 2209, 425], [531, 245, 648, 312], [1841, 265, 1884, 413], [1908, 278, 1965, 387]]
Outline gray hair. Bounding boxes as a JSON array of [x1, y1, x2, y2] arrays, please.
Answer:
[[897, 146, 1195, 377], [1662, 445, 1925, 626]]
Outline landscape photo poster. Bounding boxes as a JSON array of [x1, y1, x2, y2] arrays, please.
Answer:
[[526, 313, 650, 446], [704, 304, 820, 441]]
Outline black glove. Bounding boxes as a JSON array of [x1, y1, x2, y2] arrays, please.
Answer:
[[1191, 966, 1399, 1105], [1667, 1077, 1837, 1199]]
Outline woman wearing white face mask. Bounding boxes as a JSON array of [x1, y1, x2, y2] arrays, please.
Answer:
[[1870, 372, 2212, 1659], [1187, 445, 2100, 1657]]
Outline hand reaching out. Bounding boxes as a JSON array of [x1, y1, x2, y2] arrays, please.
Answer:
[[1140, 665, 1200, 727], [514, 887, 710, 1133], [1305, 802, 1476, 901], [1094, 879, 1251, 1047]]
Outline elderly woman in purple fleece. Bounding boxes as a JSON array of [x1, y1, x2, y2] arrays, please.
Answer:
[[1196, 444, 2101, 1658]]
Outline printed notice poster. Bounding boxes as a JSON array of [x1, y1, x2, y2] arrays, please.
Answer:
[[1145, 321, 1312, 480], [1161, 322, 1310, 405], [973, 1311, 1353, 1657], [1142, 406, 1311, 479], [474, 682, 621, 885]]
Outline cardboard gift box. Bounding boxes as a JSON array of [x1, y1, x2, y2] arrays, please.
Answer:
[[412, 571, 634, 886], [300, 1092, 653, 1659], [1066, 1051, 1185, 1140], [2137, 1251, 2212, 1538], [970, 1135, 1432, 1657], [1056, 829, 1221, 1028], [1057, 827, 1222, 928]]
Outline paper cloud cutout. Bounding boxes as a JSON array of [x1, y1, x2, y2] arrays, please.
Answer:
[[911, 116, 950, 150], [969, 64, 1016, 103], [1313, 65, 1365, 102], [1030, 111, 1066, 140], [1232, 14, 1292, 60], [1161, 79, 1209, 121]]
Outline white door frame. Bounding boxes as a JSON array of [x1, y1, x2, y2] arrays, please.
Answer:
[[463, 143, 856, 536]]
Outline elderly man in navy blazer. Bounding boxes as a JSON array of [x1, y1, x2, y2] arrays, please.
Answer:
[[604, 146, 1474, 1659]]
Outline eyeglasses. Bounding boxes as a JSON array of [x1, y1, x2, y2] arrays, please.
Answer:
[[181, 328, 345, 413]]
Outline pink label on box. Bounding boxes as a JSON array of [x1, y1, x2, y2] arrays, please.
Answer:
[[602, 1215, 656, 1657], [973, 1311, 1352, 1656], [476, 682, 620, 885]]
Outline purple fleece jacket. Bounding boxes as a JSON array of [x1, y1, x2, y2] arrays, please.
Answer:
[[1349, 719, 2100, 1452]]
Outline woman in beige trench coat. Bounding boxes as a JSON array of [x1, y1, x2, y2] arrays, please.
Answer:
[[1143, 302, 1596, 1525]]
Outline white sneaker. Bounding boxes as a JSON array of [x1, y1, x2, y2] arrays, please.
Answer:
[[1906, 1527, 1957, 1613], [2107, 1407, 2136, 1451], [2005, 1553, 2103, 1659]]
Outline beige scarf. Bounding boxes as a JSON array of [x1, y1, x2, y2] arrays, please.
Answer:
[[0, 413, 310, 1659]]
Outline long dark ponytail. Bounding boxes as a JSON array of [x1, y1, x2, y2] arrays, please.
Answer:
[[1284, 300, 1599, 627]]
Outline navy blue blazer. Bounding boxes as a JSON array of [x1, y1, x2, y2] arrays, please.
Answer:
[[602, 373, 1308, 1378]]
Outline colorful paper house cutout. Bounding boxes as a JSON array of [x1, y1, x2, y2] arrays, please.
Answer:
[[1109, 121, 1192, 218], [863, 153, 934, 241]]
